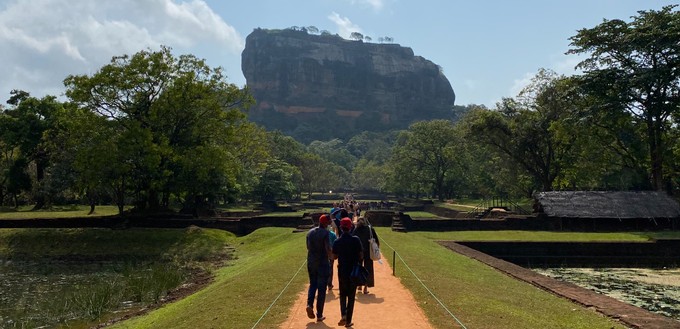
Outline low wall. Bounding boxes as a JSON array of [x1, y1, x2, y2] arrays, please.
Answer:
[[0, 215, 312, 236], [551, 216, 680, 231], [455, 240, 680, 267], [401, 215, 559, 231], [364, 210, 399, 227]]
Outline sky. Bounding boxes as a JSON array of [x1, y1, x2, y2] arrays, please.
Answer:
[[0, 0, 676, 108]]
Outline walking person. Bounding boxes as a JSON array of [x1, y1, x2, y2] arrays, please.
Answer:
[[352, 216, 379, 294], [332, 217, 363, 327], [306, 214, 333, 322], [327, 223, 337, 292]]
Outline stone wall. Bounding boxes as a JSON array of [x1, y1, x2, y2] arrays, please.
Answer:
[[455, 240, 680, 267]]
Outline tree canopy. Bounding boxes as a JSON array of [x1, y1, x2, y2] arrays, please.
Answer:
[[61, 46, 260, 214], [568, 5, 680, 190]]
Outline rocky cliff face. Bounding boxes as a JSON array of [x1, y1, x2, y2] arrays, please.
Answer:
[[241, 28, 456, 142]]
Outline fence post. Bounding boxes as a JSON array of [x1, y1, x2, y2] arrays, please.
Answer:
[[392, 250, 396, 276]]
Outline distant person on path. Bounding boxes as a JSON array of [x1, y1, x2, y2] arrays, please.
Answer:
[[332, 217, 363, 327], [352, 216, 379, 294], [327, 222, 338, 292], [306, 214, 333, 322]]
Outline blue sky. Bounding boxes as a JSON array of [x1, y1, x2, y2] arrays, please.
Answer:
[[0, 0, 676, 107]]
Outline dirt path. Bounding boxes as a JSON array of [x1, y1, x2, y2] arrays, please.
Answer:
[[280, 253, 434, 329]]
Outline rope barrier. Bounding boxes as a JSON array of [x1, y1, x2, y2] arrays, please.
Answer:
[[381, 238, 468, 329], [251, 259, 307, 329]]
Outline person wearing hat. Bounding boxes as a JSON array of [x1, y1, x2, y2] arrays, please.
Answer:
[[306, 214, 333, 322], [332, 217, 363, 327]]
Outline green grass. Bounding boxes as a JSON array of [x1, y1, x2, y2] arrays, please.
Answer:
[[0, 227, 235, 328], [9, 225, 673, 328], [258, 208, 326, 217], [109, 227, 307, 329], [0, 227, 231, 260], [434, 201, 477, 212], [216, 206, 258, 212], [0, 205, 123, 219], [400, 230, 654, 242], [108, 229, 668, 329], [404, 211, 440, 218], [372, 229, 663, 329]]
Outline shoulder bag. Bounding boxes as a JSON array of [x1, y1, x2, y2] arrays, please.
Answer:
[[350, 262, 369, 285], [367, 219, 381, 261]]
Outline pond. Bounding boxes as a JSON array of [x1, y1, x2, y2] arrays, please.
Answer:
[[0, 259, 186, 328], [533, 267, 680, 321]]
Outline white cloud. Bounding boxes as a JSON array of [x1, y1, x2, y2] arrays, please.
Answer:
[[349, 0, 385, 11], [506, 53, 586, 101], [328, 12, 363, 39], [509, 71, 535, 98], [0, 0, 243, 102], [463, 79, 478, 90], [551, 54, 585, 76]]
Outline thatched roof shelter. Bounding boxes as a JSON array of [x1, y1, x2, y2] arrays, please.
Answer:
[[535, 191, 680, 219]]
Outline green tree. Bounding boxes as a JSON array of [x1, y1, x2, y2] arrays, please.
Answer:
[[64, 46, 255, 214], [298, 153, 325, 198], [568, 5, 680, 190], [47, 106, 130, 213], [388, 120, 461, 200], [346, 131, 395, 163], [307, 26, 319, 34], [1, 90, 62, 209], [252, 159, 299, 202], [350, 32, 364, 41], [465, 70, 579, 192], [352, 159, 387, 192], [307, 139, 357, 171], [267, 130, 306, 165]]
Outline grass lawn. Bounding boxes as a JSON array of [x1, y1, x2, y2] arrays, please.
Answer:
[[404, 211, 440, 218], [109, 227, 307, 329], [0, 205, 123, 219], [257, 208, 327, 217], [108, 228, 673, 329], [372, 229, 661, 329]]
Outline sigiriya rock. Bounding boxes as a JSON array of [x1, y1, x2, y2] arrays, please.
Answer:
[[241, 28, 456, 142]]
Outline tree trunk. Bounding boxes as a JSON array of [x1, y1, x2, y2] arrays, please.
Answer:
[[32, 157, 48, 211], [147, 189, 159, 210], [161, 189, 170, 208], [116, 176, 126, 215], [647, 116, 664, 191]]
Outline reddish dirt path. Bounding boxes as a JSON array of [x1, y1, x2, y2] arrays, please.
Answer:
[[280, 253, 434, 329]]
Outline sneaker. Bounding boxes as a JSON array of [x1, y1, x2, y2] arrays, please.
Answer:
[[345, 322, 354, 327], [338, 318, 346, 326], [305, 306, 314, 319], [316, 316, 326, 322]]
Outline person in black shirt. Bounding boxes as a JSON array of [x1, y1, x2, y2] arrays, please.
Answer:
[[306, 214, 333, 322], [332, 217, 363, 327]]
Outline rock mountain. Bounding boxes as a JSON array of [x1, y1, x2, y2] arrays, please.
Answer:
[[241, 28, 456, 142]]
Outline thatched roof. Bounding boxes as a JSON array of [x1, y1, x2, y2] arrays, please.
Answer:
[[535, 191, 680, 219]]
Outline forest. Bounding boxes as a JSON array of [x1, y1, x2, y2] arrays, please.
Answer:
[[0, 6, 678, 214]]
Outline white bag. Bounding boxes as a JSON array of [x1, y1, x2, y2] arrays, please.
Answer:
[[368, 224, 381, 261], [369, 238, 381, 260]]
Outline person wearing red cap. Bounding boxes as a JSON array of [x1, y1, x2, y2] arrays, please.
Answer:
[[332, 217, 363, 327], [306, 214, 333, 322]]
